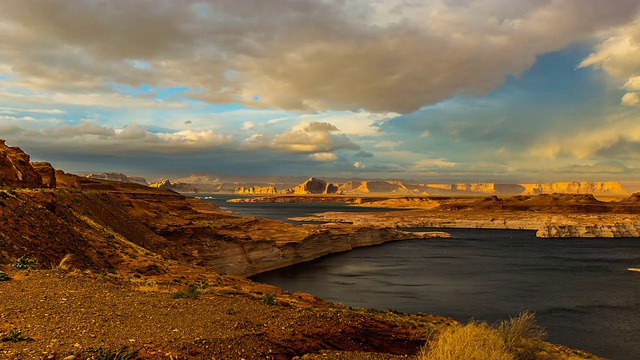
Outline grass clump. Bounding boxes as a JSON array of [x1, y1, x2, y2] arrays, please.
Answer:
[[262, 293, 277, 306], [1, 329, 34, 342], [12, 255, 37, 270], [419, 311, 548, 360], [497, 311, 547, 360], [96, 345, 140, 360], [0, 270, 10, 281], [170, 284, 201, 299], [419, 322, 513, 360]]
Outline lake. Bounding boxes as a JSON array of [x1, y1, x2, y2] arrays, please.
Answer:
[[201, 195, 640, 359]]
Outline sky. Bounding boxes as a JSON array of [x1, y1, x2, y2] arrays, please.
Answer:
[[2, 0, 640, 182]]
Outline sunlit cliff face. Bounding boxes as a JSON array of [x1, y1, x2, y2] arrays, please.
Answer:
[[1, 0, 640, 181]]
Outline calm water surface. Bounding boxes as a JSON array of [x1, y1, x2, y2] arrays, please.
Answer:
[[200, 195, 640, 359]]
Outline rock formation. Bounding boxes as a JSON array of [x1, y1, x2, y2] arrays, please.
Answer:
[[55, 170, 81, 189], [31, 162, 56, 188], [520, 182, 629, 195], [235, 185, 277, 195], [0, 139, 43, 188], [86, 172, 148, 186], [339, 180, 412, 194], [150, 179, 196, 193], [537, 222, 640, 238], [286, 177, 339, 195]]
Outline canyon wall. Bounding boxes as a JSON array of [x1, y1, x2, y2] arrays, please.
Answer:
[[197, 227, 450, 276]]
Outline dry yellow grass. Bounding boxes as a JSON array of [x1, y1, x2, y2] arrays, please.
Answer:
[[418, 322, 514, 360]]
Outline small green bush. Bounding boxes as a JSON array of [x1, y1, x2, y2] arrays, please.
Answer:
[[0, 270, 10, 281], [262, 293, 277, 306], [12, 255, 37, 270], [170, 284, 200, 299], [1, 329, 33, 342], [96, 345, 140, 360]]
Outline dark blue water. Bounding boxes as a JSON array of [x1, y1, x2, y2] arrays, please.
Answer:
[[197, 196, 640, 359]]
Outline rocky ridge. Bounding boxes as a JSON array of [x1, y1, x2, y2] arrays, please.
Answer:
[[150, 179, 197, 193], [86, 172, 149, 186]]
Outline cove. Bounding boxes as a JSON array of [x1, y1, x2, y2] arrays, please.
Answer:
[[252, 228, 640, 360]]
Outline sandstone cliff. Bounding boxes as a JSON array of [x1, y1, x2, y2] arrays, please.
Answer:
[[537, 222, 640, 238], [339, 180, 412, 194], [0, 139, 43, 188], [520, 181, 629, 195], [150, 179, 196, 193], [235, 185, 277, 195], [286, 177, 339, 195], [87, 172, 148, 186]]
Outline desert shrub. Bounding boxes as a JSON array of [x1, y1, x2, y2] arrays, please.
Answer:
[[1, 329, 33, 342], [419, 312, 549, 360], [96, 345, 140, 360], [170, 284, 200, 299], [12, 255, 37, 270], [0, 270, 10, 281], [418, 322, 513, 360], [262, 293, 277, 306], [497, 311, 547, 360]]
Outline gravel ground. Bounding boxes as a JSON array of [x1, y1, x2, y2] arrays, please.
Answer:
[[0, 269, 431, 359]]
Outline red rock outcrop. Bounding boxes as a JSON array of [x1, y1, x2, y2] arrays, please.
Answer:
[[31, 162, 57, 188], [0, 139, 43, 188]]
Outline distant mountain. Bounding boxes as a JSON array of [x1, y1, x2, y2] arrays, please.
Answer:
[[86, 172, 149, 186], [150, 179, 196, 193]]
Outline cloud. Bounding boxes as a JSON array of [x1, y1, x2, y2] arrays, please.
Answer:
[[529, 114, 640, 160], [579, 12, 640, 105], [0, 121, 235, 155], [353, 161, 365, 169], [1, 0, 638, 113], [298, 111, 399, 136], [622, 92, 640, 106], [241, 121, 256, 130], [556, 161, 631, 174], [353, 150, 374, 158], [410, 158, 458, 171], [244, 121, 360, 153], [308, 152, 338, 162]]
